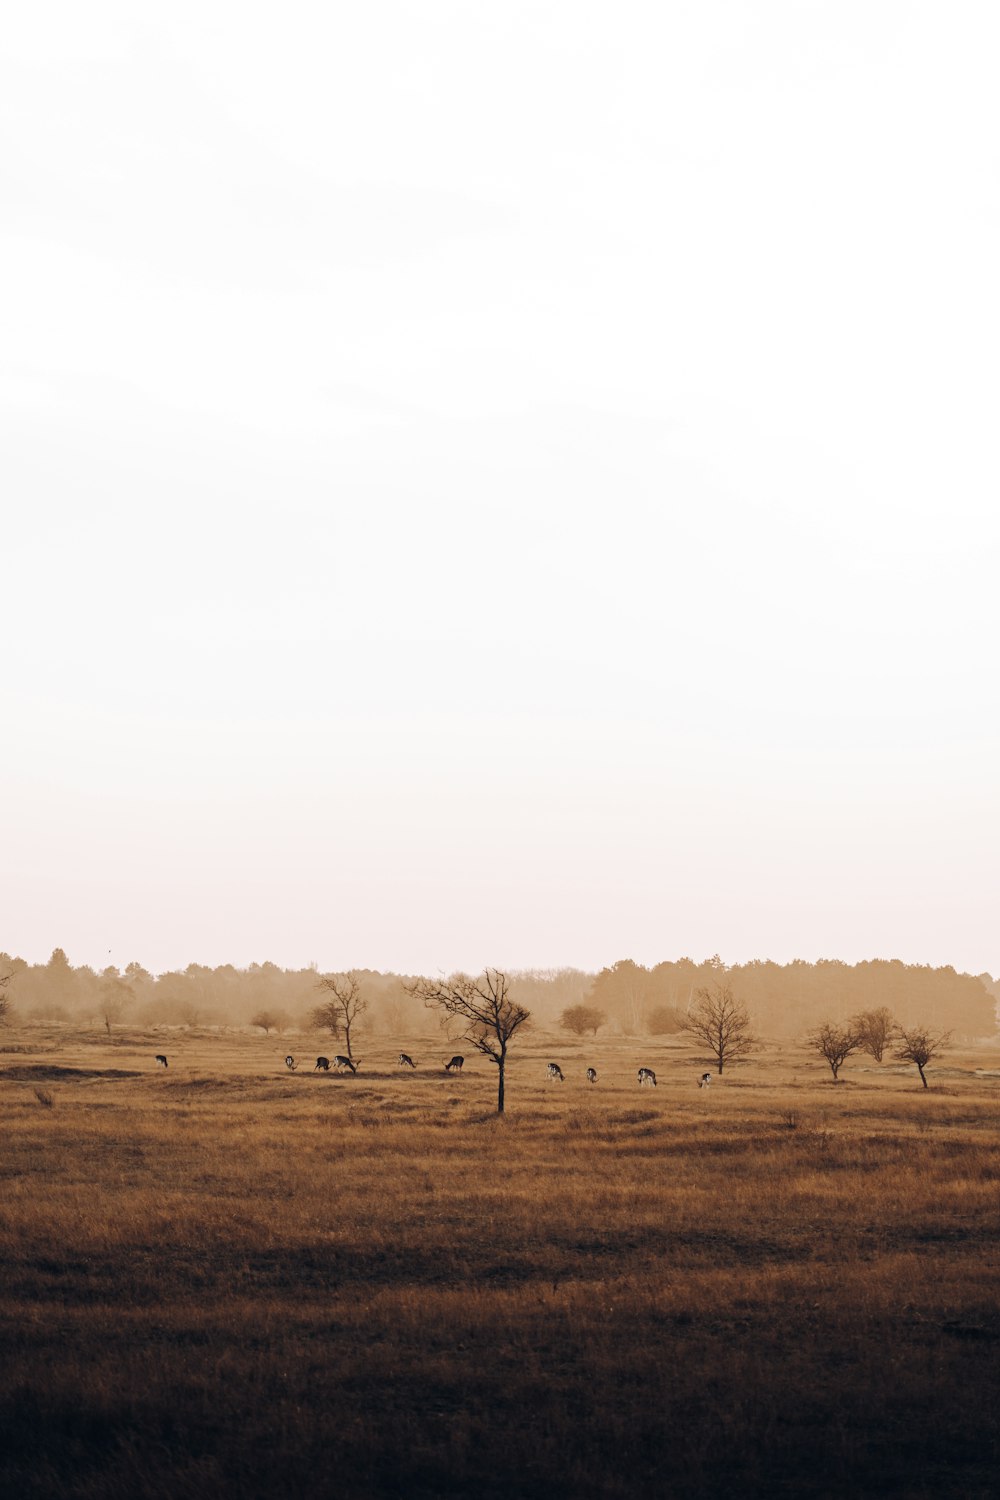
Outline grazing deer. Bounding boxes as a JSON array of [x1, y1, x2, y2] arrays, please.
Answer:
[[285, 1055, 297, 1071], [546, 1063, 565, 1082], [698, 1072, 712, 1088], [155, 1055, 168, 1069], [586, 1067, 597, 1085], [315, 1056, 331, 1071], [444, 1055, 464, 1073], [398, 1053, 416, 1068], [333, 1055, 358, 1074], [637, 1067, 657, 1087]]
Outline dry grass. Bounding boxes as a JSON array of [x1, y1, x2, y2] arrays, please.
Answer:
[[2, 1028, 999, 1498]]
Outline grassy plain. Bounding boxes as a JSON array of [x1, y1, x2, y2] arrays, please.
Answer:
[[1, 1026, 999, 1499]]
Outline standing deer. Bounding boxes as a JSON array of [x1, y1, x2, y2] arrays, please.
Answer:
[[698, 1072, 712, 1088], [398, 1053, 416, 1068], [155, 1055, 168, 1069], [444, 1056, 465, 1073], [586, 1067, 597, 1085], [637, 1067, 657, 1087], [285, 1055, 297, 1071], [333, 1055, 358, 1074], [315, 1056, 331, 1071], [546, 1063, 565, 1083]]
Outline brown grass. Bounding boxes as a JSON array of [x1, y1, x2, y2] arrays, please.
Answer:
[[1, 1028, 999, 1498]]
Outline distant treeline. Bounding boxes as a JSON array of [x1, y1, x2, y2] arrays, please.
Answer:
[[0, 949, 996, 1039], [588, 957, 998, 1039], [0, 952, 593, 1035]]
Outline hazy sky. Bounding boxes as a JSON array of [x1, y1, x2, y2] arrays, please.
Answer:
[[3, 2, 998, 978]]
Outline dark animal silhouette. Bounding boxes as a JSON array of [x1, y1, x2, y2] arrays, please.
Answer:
[[638, 1067, 657, 1087], [398, 1053, 416, 1068], [155, 1055, 168, 1069], [444, 1055, 464, 1073], [315, 1056, 331, 1071], [546, 1062, 565, 1082], [586, 1067, 597, 1084], [333, 1055, 358, 1074]]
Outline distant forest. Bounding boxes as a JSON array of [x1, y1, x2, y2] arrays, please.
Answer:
[[1, 949, 996, 1040]]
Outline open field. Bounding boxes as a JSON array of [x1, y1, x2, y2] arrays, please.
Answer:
[[2, 1028, 999, 1499]]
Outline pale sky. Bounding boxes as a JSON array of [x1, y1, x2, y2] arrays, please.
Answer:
[[2, 2, 998, 978]]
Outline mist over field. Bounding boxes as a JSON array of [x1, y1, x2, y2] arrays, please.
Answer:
[[3, 950, 999, 1500], [1, 948, 997, 1039], [4, 1, 1000, 1495]]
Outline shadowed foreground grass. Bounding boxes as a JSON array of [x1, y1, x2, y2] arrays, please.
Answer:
[[1, 1030, 999, 1498]]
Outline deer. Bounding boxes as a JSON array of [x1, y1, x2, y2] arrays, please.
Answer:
[[698, 1072, 712, 1088], [546, 1063, 565, 1082], [398, 1053, 416, 1068], [444, 1056, 464, 1073], [155, 1055, 168, 1069], [333, 1055, 358, 1074], [285, 1055, 297, 1071], [637, 1067, 657, 1087], [315, 1056, 331, 1071], [586, 1067, 598, 1085]]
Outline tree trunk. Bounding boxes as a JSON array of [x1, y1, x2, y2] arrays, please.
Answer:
[[918, 1062, 928, 1088], [497, 1049, 506, 1113]]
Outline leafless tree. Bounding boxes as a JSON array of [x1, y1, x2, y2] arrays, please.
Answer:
[[850, 1007, 896, 1063], [313, 971, 367, 1061], [0, 971, 13, 1026], [810, 1022, 861, 1081], [406, 968, 530, 1114], [559, 1004, 606, 1037], [895, 1026, 951, 1089], [685, 982, 755, 1075], [99, 973, 132, 1036]]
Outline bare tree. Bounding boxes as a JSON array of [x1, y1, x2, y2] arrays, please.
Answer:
[[685, 982, 755, 1075], [810, 1022, 861, 1081], [0, 971, 13, 1026], [313, 972, 367, 1061], [406, 968, 530, 1114], [850, 1007, 896, 1063], [559, 1004, 606, 1037], [895, 1026, 951, 1089], [99, 971, 132, 1036]]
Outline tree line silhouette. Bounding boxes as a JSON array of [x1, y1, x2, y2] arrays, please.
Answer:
[[0, 948, 995, 1038]]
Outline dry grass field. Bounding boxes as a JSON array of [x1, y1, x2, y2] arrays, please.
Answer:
[[2, 1026, 999, 1499]]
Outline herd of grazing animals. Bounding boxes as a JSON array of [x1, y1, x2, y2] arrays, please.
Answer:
[[152, 1052, 716, 1088]]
